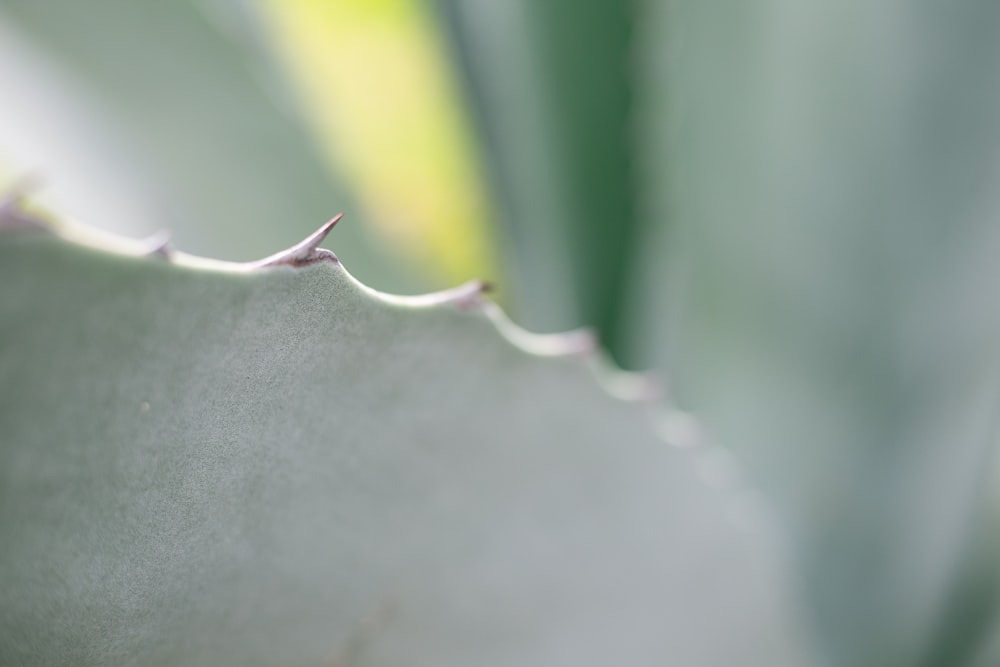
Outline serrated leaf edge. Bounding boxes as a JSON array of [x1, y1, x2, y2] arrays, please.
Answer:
[[1, 199, 767, 517]]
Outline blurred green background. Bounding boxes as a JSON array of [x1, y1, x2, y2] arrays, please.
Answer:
[[2, 1, 1000, 665]]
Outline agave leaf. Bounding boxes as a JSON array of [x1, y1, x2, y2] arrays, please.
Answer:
[[0, 209, 812, 665], [0, 0, 414, 291], [637, 1, 1000, 664]]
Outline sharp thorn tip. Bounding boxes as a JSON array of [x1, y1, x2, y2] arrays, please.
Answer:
[[305, 213, 345, 251]]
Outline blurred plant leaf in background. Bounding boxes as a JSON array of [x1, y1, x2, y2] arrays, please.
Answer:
[[437, 0, 639, 361], [257, 0, 499, 291], [0, 0, 418, 291], [635, 0, 1000, 664]]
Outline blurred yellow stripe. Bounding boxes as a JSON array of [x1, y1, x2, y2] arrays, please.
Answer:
[[259, 0, 497, 286]]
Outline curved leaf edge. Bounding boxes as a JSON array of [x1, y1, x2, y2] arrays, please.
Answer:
[[0, 189, 762, 519]]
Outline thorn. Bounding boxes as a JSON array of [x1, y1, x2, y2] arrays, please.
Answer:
[[453, 280, 492, 309], [0, 174, 50, 232], [2, 172, 44, 202], [598, 370, 663, 402], [560, 328, 600, 356], [141, 230, 173, 259], [656, 409, 703, 449], [633, 375, 664, 401], [252, 213, 344, 269], [409, 280, 492, 308]]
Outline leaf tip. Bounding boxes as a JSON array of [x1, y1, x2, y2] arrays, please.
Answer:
[[142, 230, 174, 259], [252, 213, 344, 269], [444, 279, 492, 310]]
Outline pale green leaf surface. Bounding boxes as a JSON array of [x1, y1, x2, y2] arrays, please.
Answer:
[[0, 0, 415, 291], [0, 229, 812, 665], [636, 1, 1000, 664]]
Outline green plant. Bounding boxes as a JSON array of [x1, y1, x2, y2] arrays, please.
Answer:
[[2, 1, 1000, 665], [0, 203, 809, 665]]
